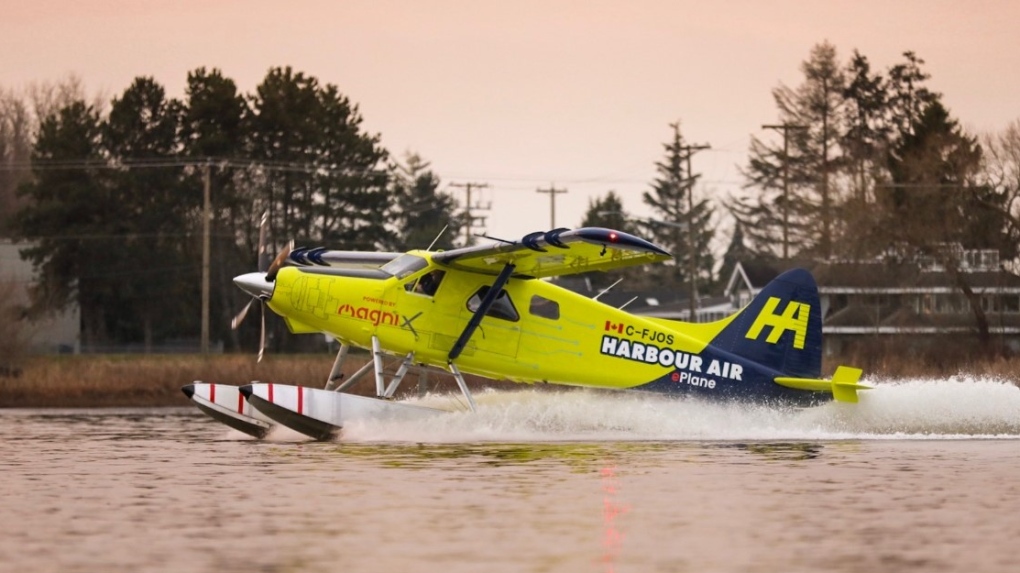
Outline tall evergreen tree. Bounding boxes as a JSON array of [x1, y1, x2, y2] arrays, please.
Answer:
[[886, 51, 940, 141], [642, 122, 715, 293], [736, 41, 846, 260], [837, 51, 893, 258], [244, 67, 322, 246], [580, 190, 634, 232], [879, 101, 1008, 346], [578, 191, 641, 289], [102, 77, 189, 349], [389, 152, 460, 251], [882, 101, 986, 250], [841, 50, 890, 205], [244, 67, 389, 250], [181, 68, 252, 350], [14, 101, 111, 344], [313, 83, 390, 250], [717, 217, 757, 290]]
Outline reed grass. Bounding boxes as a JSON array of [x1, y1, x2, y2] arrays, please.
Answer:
[[2, 351, 1018, 408], [0, 352, 383, 408]]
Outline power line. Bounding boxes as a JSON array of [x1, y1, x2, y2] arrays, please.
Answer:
[[535, 184, 568, 228], [448, 182, 490, 245], [0, 156, 387, 176]]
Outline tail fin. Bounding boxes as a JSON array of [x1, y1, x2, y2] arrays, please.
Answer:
[[712, 268, 822, 378]]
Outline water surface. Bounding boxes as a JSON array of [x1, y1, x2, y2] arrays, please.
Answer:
[[3, 377, 1020, 572]]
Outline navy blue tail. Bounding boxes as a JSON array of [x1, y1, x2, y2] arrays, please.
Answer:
[[711, 268, 822, 378]]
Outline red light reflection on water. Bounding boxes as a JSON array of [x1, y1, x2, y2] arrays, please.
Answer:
[[599, 464, 630, 573]]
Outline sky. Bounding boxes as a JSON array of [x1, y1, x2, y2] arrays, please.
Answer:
[[2, 0, 1019, 245]]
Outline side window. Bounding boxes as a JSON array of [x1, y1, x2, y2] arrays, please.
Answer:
[[529, 295, 560, 320], [467, 286, 520, 322], [405, 270, 445, 296]]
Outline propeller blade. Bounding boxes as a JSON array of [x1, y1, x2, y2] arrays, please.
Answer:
[[257, 300, 266, 363], [257, 210, 271, 272], [265, 239, 294, 282], [231, 298, 254, 330]]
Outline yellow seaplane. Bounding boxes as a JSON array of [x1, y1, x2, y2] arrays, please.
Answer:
[[183, 225, 867, 440]]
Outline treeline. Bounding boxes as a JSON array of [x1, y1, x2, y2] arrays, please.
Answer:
[[732, 43, 1020, 268], [581, 43, 1020, 329], [2, 42, 1020, 354], [733, 43, 1020, 347], [0, 68, 461, 351]]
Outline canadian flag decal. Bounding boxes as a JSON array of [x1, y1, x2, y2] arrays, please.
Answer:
[[604, 321, 624, 333]]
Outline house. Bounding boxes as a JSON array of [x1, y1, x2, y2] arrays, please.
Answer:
[[552, 274, 731, 323], [723, 250, 1020, 355], [0, 240, 80, 354]]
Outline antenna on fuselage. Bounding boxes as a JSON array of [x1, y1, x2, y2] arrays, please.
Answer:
[[618, 296, 638, 310], [592, 278, 623, 302], [426, 225, 449, 251]]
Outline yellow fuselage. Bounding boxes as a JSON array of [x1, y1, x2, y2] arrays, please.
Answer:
[[267, 257, 736, 391]]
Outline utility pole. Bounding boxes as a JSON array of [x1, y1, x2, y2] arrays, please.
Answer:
[[762, 123, 808, 261], [679, 141, 709, 323], [449, 182, 490, 244], [201, 161, 211, 354], [535, 185, 568, 229]]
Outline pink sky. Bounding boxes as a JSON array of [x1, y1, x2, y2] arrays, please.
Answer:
[[3, 0, 1018, 243]]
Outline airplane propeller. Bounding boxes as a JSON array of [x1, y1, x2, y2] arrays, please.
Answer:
[[231, 211, 292, 362], [265, 239, 294, 282]]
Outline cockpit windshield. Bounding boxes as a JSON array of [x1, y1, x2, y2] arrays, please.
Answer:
[[381, 254, 429, 279]]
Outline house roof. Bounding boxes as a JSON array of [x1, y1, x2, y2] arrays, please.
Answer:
[[811, 261, 1020, 291]]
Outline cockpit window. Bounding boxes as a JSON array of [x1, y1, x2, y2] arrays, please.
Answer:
[[405, 270, 445, 296], [381, 254, 429, 279], [467, 286, 519, 322]]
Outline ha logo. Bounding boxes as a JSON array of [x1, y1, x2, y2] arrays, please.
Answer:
[[744, 297, 810, 349]]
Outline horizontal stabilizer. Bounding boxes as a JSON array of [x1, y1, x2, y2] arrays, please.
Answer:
[[774, 366, 869, 403]]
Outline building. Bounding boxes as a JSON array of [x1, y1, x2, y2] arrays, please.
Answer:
[[722, 249, 1020, 355], [556, 246, 1020, 356], [0, 240, 79, 355]]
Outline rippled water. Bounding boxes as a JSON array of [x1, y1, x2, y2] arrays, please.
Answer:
[[3, 377, 1020, 572]]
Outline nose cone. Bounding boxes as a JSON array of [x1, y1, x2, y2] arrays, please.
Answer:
[[234, 272, 275, 299]]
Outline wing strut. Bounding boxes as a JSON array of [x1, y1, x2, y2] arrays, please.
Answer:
[[442, 262, 516, 413], [448, 262, 516, 361]]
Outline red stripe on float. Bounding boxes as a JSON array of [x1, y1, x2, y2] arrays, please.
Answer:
[[238, 389, 244, 413], [210, 383, 216, 403], [298, 386, 304, 415], [268, 383, 274, 403]]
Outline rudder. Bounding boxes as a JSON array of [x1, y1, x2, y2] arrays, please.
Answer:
[[712, 268, 822, 378]]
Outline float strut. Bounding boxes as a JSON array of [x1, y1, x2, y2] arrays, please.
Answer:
[[418, 368, 430, 398], [372, 336, 386, 397], [324, 343, 349, 390], [448, 362, 477, 412], [334, 358, 375, 393], [383, 352, 415, 398]]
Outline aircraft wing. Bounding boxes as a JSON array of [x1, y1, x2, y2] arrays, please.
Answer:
[[431, 228, 672, 278]]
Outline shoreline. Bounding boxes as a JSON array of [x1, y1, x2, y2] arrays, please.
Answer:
[[0, 353, 515, 409], [2, 353, 1018, 409]]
